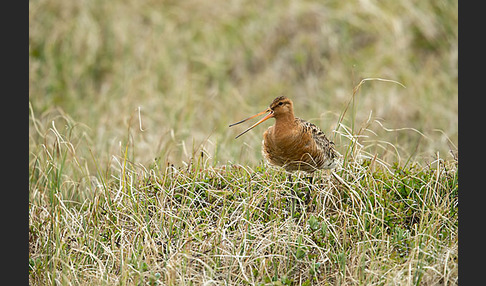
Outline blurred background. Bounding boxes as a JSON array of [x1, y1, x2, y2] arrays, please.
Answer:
[[29, 0, 458, 169]]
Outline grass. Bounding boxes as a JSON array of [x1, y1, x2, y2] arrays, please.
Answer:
[[29, 0, 457, 284], [29, 119, 458, 284]]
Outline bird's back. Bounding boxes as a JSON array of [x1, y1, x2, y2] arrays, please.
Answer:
[[296, 117, 337, 170]]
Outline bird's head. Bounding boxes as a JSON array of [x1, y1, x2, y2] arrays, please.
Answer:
[[229, 96, 294, 139], [268, 96, 294, 119]]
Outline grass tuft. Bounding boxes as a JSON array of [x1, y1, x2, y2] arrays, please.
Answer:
[[29, 110, 457, 284]]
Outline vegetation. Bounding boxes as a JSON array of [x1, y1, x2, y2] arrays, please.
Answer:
[[29, 0, 457, 284]]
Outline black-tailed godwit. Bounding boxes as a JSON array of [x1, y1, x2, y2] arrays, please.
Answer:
[[230, 96, 337, 173]]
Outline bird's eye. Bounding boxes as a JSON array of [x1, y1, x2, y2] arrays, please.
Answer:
[[278, 102, 283, 106]]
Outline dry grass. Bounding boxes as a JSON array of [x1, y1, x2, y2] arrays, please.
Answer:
[[29, 115, 458, 284], [29, 0, 457, 284]]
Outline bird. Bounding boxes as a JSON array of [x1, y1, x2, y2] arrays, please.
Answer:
[[229, 96, 338, 174]]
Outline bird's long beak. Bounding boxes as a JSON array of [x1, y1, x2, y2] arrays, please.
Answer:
[[229, 108, 274, 139]]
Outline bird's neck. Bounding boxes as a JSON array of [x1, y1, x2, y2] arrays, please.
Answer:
[[274, 113, 297, 135]]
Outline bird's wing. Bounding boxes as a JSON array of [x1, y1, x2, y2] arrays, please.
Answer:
[[296, 117, 337, 160]]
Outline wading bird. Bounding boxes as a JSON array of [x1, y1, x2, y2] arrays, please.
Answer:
[[229, 96, 337, 174]]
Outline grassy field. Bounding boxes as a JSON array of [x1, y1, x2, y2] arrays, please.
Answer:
[[29, 0, 458, 284]]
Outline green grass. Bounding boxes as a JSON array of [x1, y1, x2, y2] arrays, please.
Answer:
[[29, 0, 457, 284], [29, 121, 458, 284]]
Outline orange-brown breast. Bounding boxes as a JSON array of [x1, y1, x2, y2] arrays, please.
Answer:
[[262, 119, 335, 173]]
